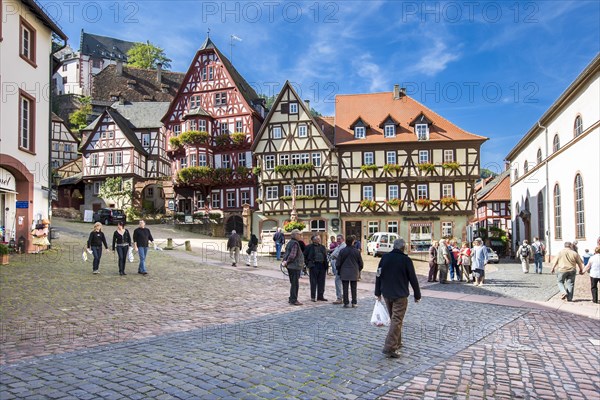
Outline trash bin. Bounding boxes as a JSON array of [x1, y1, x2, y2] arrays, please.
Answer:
[[50, 228, 60, 240]]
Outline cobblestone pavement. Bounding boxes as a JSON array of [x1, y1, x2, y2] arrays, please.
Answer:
[[383, 310, 600, 400], [0, 296, 524, 399]]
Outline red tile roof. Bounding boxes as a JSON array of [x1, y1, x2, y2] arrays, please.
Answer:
[[334, 92, 487, 145], [315, 116, 335, 144], [479, 173, 511, 202]]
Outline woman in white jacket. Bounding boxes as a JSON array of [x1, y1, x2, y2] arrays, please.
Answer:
[[583, 246, 600, 304]]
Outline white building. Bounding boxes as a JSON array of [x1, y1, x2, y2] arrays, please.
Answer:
[[505, 54, 599, 259], [0, 0, 67, 249]]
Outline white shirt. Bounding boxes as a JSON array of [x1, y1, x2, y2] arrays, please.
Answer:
[[472, 245, 488, 270], [587, 254, 600, 279]]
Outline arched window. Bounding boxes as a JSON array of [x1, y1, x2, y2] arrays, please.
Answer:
[[553, 134, 560, 152], [574, 174, 585, 238], [514, 167, 519, 181], [553, 184, 562, 239], [515, 203, 521, 244], [523, 160, 529, 174], [537, 149, 542, 165], [574, 115, 583, 137], [537, 192, 544, 239]]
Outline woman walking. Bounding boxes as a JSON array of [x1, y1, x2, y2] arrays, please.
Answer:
[[427, 241, 438, 282], [583, 246, 600, 304], [336, 235, 363, 308], [87, 222, 109, 274], [246, 233, 259, 268], [112, 221, 131, 276]]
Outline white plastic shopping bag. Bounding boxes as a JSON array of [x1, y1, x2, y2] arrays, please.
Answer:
[[370, 299, 391, 327], [82, 250, 88, 262], [127, 247, 134, 263]]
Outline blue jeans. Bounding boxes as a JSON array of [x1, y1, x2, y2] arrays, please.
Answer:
[[449, 260, 462, 280], [557, 270, 577, 301], [331, 261, 342, 300], [534, 253, 543, 273], [138, 247, 149, 273], [275, 243, 283, 260], [91, 246, 102, 271]]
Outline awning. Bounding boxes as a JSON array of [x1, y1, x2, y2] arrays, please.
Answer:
[[0, 188, 18, 195]]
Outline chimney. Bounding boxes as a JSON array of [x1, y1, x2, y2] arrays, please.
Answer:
[[393, 84, 400, 99], [116, 60, 123, 76], [157, 63, 162, 83], [400, 87, 406, 97]]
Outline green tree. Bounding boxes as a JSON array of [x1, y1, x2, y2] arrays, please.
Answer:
[[126, 41, 172, 69], [68, 96, 92, 133], [98, 177, 133, 209], [480, 168, 496, 179]]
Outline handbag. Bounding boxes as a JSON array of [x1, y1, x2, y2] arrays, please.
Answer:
[[246, 247, 251, 255], [370, 299, 391, 327], [128, 247, 134, 262]]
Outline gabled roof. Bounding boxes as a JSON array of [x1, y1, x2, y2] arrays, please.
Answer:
[[478, 170, 511, 202], [111, 102, 170, 128], [334, 91, 487, 146], [80, 30, 136, 60], [59, 172, 83, 186], [315, 116, 335, 145], [52, 112, 80, 143], [378, 114, 400, 128], [183, 107, 211, 119], [21, 0, 67, 40], [251, 81, 334, 151], [409, 112, 434, 126], [349, 117, 370, 130], [80, 108, 148, 156], [92, 65, 185, 103]]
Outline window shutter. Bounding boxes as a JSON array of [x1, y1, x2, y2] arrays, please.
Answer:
[[281, 103, 289, 114], [215, 154, 222, 168], [246, 151, 252, 168]]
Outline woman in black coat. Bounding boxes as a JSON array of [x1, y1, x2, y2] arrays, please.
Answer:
[[246, 233, 259, 267], [112, 221, 132, 275], [337, 235, 364, 307], [87, 222, 109, 274]]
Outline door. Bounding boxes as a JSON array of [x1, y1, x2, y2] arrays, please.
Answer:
[[345, 221, 362, 250], [226, 215, 244, 236]]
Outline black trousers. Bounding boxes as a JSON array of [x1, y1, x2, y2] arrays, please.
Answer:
[[342, 280, 357, 305], [116, 246, 128, 274], [428, 261, 438, 281], [288, 269, 301, 303], [591, 277, 600, 304], [309, 263, 327, 300]]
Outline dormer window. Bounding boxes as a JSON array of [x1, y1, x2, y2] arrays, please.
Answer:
[[384, 124, 396, 138], [289, 103, 298, 114], [354, 126, 366, 139], [416, 124, 429, 140]]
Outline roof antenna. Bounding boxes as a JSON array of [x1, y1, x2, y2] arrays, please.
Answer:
[[207, 28, 211, 38]]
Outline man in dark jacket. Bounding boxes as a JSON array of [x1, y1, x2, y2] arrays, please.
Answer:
[[304, 234, 329, 301], [133, 220, 154, 275], [337, 235, 363, 307], [273, 228, 285, 260], [375, 238, 421, 358], [227, 230, 242, 267], [281, 229, 304, 305]]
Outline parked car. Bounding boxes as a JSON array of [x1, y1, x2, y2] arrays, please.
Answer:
[[487, 247, 499, 263], [366, 232, 399, 257], [92, 208, 126, 225]]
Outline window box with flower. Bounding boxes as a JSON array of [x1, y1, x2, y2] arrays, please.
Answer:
[[360, 164, 379, 172], [274, 163, 314, 174], [382, 164, 402, 173], [440, 196, 458, 206], [231, 132, 247, 145], [359, 199, 377, 209], [284, 221, 306, 232], [386, 198, 401, 207], [442, 162, 460, 172], [417, 163, 436, 174], [415, 198, 433, 207], [180, 130, 210, 146]]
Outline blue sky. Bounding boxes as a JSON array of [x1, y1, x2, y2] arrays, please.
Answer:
[[43, 0, 600, 171]]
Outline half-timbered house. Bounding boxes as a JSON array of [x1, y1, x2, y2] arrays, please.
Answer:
[[51, 113, 79, 170], [251, 81, 339, 243], [335, 85, 487, 253], [80, 102, 171, 212], [162, 37, 266, 236]]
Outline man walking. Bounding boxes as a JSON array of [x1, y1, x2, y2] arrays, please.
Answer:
[[227, 230, 242, 267], [531, 237, 546, 274], [551, 242, 584, 301], [436, 239, 450, 283], [133, 220, 154, 275], [281, 229, 304, 305], [329, 234, 345, 304], [375, 239, 421, 358], [471, 238, 488, 286], [273, 228, 285, 261], [304, 235, 329, 302], [517, 240, 532, 273]]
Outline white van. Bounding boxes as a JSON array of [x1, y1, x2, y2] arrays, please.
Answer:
[[367, 232, 399, 257]]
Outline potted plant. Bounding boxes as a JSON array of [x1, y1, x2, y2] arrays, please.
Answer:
[[382, 164, 402, 173], [0, 244, 9, 265], [231, 132, 247, 145], [360, 164, 379, 172], [440, 196, 458, 206], [359, 199, 377, 209], [283, 221, 306, 232], [215, 134, 231, 146], [415, 198, 433, 207], [386, 198, 401, 207], [442, 162, 461, 172], [417, 163, 436, 174]]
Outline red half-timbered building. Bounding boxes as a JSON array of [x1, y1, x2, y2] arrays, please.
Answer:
[[162, 37, 266, 235]]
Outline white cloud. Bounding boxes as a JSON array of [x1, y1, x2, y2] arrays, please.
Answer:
[[407, 39, 461, 76], [353, 54, 388, 92]]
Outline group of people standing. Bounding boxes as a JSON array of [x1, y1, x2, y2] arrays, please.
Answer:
[[86, 220, 154, 275], [427, 238, 488, 286]]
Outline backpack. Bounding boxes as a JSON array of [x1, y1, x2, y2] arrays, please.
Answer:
[[520, 246, 530, 258]]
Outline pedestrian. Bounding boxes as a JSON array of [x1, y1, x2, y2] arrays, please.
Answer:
[[273, 228, 285, 260], [281, 229, 304, 305], [375, 238, 421, 359], [531, 237, 546, 274], [517, 240, 532, 273], [354, 237, 362, 252], [31, 219, 50, 253], [226, 229, 242, 267], [329, 235, 338, 251], [112, 221, 131, 276], [427, 240, 438, 282], [583, 246, 600, 304], [436, 239, 450, 283], [246, 233, 258, 268], [329, 234, 345, 304], [304, 234, 329, 302], [449, 240, 462, 282], [459, 242, 472, 282], [582, 249, 592, 266], [133, 220, 154, 275], [337, 235, 363, 308], [551, 242, 584, 301], [572, 241, 579, 254], [298, 238, 308, 277], [471, 238, 488, 286], [87, 222, 109, 274]]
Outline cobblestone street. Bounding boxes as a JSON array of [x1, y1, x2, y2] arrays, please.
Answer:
[[1, 219, 599, 399]]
